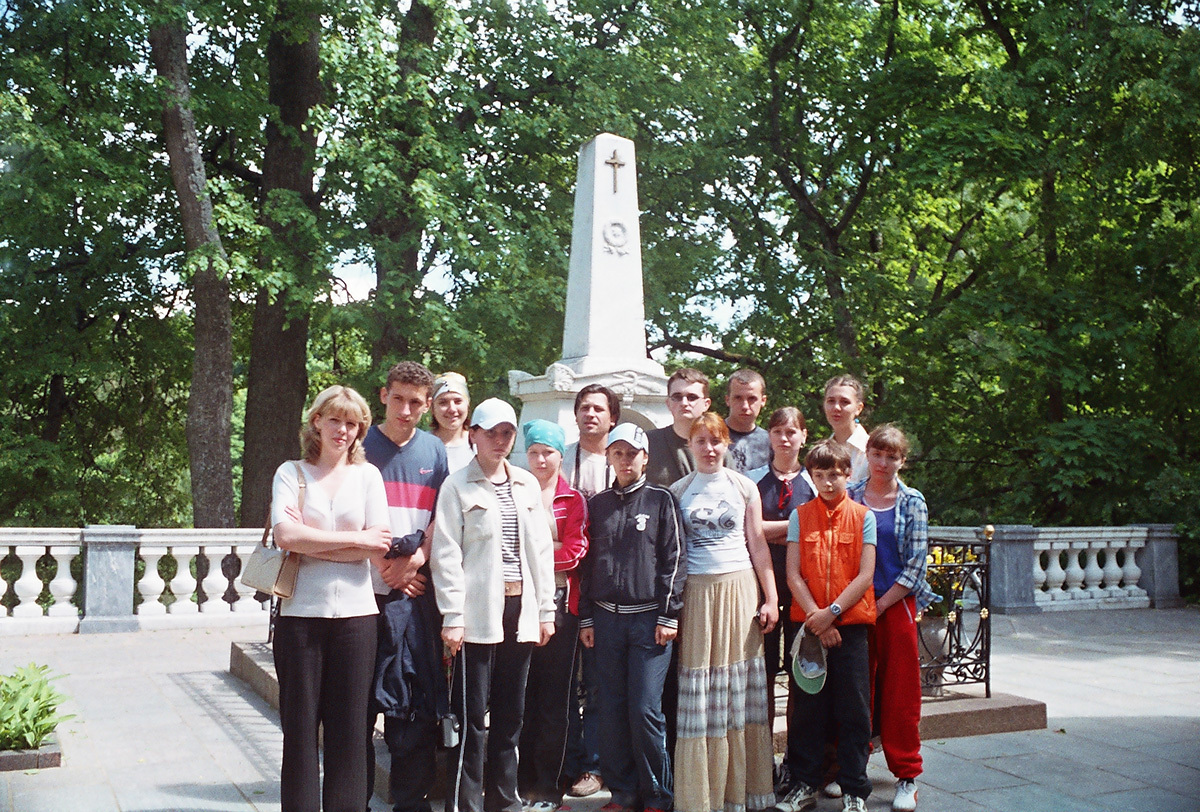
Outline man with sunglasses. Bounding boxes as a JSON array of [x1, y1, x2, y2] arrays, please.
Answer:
[[645, 368, 711, 488]]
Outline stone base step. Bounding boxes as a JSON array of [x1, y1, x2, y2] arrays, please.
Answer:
[[234, 641, 1046, 803]]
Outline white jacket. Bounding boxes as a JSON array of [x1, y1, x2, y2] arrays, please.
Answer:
[[431, 458, 556, 644]]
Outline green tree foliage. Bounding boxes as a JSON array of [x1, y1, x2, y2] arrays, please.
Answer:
[[1, 0, 1196, 596]]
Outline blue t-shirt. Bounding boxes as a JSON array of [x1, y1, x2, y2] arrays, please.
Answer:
[[363, 426, 449, 594], [871, 506, 903, 596]]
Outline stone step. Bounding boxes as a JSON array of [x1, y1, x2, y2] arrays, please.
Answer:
[[233, 640, 1046, 804]]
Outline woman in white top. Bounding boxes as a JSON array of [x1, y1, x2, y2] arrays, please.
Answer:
[[431, 398, 556, 812], [823, 374, 870, 483], [670, 412, 779, 812], [431, 371, 475, 473], [270, 385, 391, 812]]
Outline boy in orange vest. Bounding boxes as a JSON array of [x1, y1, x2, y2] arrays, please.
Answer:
[[775, 440, 876, 812]]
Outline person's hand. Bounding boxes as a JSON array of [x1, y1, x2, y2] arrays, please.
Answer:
[[284, 505, 303, 524], [442, 626, 465, 656], [360, 526, 392, 554], [758, 601, 779, 634], [537, 621, 555, 647], [818, 626, 842, 648], [402, 571, 428, 598], [655, 624, 677, 646], [579, 627, 594, 648], [805, 607, 835, 636]]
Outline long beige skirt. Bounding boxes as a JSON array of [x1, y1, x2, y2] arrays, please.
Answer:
[[674, 569, 775, 812]]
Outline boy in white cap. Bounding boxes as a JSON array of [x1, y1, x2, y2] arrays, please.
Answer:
[[578, 423, 686, 812]]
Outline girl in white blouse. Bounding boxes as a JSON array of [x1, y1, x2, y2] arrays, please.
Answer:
[[271, 385, 391, 812]]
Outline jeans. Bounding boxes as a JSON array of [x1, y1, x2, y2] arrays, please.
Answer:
[[594, 609, 673, 810]]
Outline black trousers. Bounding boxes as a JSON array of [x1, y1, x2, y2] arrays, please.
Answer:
[[790, 623, 872, 801], [518, 588, 579, 802], [274, 614, 377, 812], [447, 596, 533, 812]]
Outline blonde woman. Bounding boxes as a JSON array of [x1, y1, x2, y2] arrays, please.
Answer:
[[271, 385, 392, 812]]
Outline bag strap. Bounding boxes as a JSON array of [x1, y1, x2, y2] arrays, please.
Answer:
[[292, 461, 307, 513], [262, 461, 308, 548]]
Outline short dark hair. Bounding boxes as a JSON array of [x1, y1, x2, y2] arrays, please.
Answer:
[[867, 423, 910, 458], [668, 367, 710, 397], [385, 361, 435, 396], [574, 384, 620, 423], [728, 368, 765, 393], [766, 406, 806, 432], [804, 438, 853, 475]]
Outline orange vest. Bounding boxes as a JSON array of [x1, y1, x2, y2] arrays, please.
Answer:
[[789, 493, 876, 626]]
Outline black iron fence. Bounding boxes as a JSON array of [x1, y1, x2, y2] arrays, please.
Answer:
[[918, 527, 992, 698]]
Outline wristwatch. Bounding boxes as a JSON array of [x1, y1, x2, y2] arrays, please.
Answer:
[[829, 602, 843, 618]]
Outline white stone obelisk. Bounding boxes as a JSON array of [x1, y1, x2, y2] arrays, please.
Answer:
[[509, 133, 670, 442]]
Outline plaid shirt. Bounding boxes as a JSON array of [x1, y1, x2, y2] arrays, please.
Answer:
[[848, 477, 939, 612]]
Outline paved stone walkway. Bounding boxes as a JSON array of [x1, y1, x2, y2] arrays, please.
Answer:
[[1, 607, 1197, 812]]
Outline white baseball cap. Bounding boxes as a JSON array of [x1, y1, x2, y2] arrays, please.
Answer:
[[470, 398, 518, 430], [606, 423, 649, 452]]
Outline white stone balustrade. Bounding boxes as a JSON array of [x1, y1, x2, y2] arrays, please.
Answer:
[[1031, 528, 1149, 611], [1, 523, 1181, 633], [1, 526, 267, 634]]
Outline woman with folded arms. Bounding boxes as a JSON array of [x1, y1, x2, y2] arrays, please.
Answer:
[[271, 385, 392, 812]]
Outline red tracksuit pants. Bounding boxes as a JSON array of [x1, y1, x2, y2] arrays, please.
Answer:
[[868, 595, 923, 780]]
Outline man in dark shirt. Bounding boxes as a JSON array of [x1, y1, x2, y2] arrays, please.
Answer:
[[724, 368, 771, 474], [645, 368, 710, 487]]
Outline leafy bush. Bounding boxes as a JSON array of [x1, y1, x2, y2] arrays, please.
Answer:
[[0, 664, 73, 750]]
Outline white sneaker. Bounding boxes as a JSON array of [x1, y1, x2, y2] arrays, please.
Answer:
[[823, 781, 843, 798], [893, 779, 918, 811], [842, 796, 867, 812], [771, 783, 816, 812]]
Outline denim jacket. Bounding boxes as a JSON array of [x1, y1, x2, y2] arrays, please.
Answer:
[[848, 478, 939, 612]]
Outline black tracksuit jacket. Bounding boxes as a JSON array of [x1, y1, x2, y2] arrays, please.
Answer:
[[578, 476, 687, 629]]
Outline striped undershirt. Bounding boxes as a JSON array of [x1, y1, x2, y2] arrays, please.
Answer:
[[493, 479, 522, 582]]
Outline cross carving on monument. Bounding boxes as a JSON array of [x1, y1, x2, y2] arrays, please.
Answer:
[[605, 149, 625, 193]]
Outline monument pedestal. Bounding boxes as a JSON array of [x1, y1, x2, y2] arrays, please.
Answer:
[[510, 132, 670, 442]]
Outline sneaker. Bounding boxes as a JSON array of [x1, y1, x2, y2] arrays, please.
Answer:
[[842, 797, 866, 812], [771, 783, 816, 812], [823, 781, 843, 798], [569, 773, 603, 798], [525, 802, 559, 812], [892, 779, 918, 811]]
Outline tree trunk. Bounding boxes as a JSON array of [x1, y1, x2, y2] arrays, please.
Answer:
[[369, 0, 437, 368], [239, 0, 323, 527], [149, 18, 235, 528]]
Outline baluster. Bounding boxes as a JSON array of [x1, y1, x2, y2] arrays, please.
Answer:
[[46, 548, 78, 617], [1043, 544, 1067, 600], [1032, 546, 1048, 602], [231, 548, 264, 612], [1082, 542, 1105, 599], [12, 545, 47, 618], [1120, 542, 1143, 596], [168, 546, 199, 614], [137, 547, 168, 616], [200, 546, 231, 612], [1063, 541, 1086, 598], [1102, 540, 1125, 598]]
